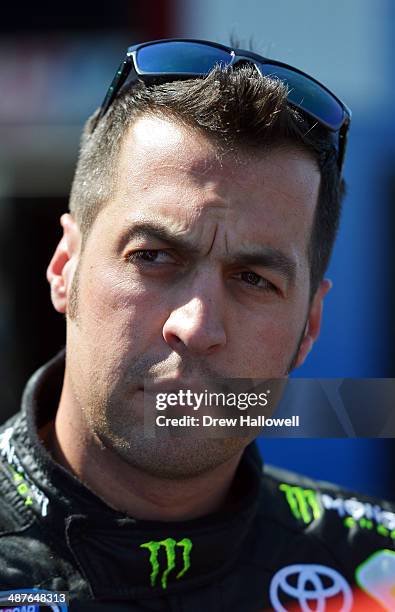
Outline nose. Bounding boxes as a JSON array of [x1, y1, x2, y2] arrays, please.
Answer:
[[162, 282, 227, 356]]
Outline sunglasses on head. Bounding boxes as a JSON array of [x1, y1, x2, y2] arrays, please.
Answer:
[[96, 38, 351, 174]]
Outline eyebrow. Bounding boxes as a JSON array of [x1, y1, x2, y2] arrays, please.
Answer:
[[123, 221, 297, 284], [123, 222, 201, 257], [227, 249, 296, 284]]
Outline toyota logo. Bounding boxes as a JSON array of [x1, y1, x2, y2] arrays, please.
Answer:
[[269, 564, 353, 612]]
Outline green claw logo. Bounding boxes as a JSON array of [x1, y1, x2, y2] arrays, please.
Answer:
[[140, 537, 193, 589], [279, 484, 321, 524]]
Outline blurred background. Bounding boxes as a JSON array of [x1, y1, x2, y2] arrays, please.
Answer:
[[0, 0, 394, 498]]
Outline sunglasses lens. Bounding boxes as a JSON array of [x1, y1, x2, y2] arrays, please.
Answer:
[[136, 44, 344, 129], [137, 41, 232, 74], [259, 64, 344, 130]]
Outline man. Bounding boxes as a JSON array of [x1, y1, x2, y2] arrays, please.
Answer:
[[0, 39, 393, 611]]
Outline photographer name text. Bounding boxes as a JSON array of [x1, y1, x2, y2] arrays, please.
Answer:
[[156, 415, 300, 428]]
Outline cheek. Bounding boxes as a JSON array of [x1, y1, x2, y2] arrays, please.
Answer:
[[229, 306, 306, 376], [76, 265, 164, 353]]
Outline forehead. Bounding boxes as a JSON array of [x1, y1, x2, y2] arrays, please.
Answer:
[[117, 114, 318, 185], [106, 114, 320, 254], [117, 115, 231, 188]]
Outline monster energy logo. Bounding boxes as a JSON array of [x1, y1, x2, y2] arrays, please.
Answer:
[[279, 484, 322, 524], [140, 537, 193, 589]]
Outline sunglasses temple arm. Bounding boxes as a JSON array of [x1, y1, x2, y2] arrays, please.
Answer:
[[94, 60, 131, 129]]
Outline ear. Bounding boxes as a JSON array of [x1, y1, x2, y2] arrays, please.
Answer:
[[293, 279, 332, 369], [46, 214, 81, 314]]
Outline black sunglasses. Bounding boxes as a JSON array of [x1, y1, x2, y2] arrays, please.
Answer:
[[97, 38, 351, 173]]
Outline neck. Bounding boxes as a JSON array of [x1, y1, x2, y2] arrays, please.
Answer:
[[43, 383, 243, 522]]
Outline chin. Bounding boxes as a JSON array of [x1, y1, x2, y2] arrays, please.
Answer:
[[106, 434, 247, 480]]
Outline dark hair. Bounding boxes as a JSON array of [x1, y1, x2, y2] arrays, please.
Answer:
[[69, 64, 345, 297]]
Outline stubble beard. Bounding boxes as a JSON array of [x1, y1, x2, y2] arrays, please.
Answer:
[[78, 335, 306, 481], [67, 258, 81, 321]]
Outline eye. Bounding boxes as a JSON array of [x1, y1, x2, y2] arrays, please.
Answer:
[[239, 271, 277, 292], [127, 249, 175, 264]]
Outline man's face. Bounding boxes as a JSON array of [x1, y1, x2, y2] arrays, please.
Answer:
[[52, 115, 325, 477]]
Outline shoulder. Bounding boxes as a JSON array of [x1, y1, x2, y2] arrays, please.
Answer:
[[258, 463, 395, 570], [245, 465, 395, 610], [0, 414, 47, 587], [0, 413, 92, 595], [262, 463, 395, 534]]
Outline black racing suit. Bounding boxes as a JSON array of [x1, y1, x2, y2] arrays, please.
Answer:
[[0, 353, 394, 611]]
